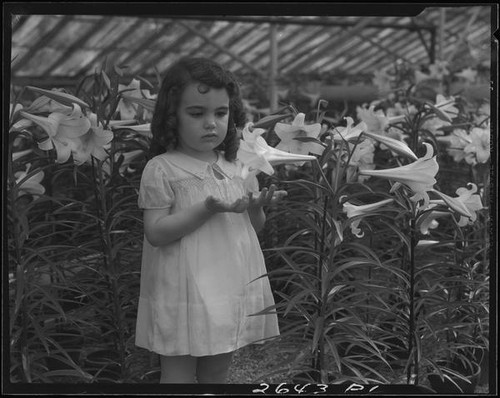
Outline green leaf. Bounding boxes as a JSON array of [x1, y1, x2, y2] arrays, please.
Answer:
[[121, 95, 156, 112], [114, 65, 124, 77], [253, 113, 294, 129], [101, 71, 112, 90], [26, 86, 90, 109], [311, 315, 325, 353]]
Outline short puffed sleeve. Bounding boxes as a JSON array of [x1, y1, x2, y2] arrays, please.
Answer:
[[138, 159, 175, 209]]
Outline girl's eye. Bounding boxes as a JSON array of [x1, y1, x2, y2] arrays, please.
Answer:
[[189, 113, 203, 118], [216, 111, 228, 118]]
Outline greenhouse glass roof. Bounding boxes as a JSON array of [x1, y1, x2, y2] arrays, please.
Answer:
[[6, 4, 494, 88]]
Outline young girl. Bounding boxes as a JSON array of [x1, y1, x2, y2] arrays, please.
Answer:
[[135, 57, 285, 384]]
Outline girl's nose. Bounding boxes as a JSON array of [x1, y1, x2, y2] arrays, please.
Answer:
[[205, 118, 216, 129]]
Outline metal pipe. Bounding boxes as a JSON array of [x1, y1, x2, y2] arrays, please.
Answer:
[[269, 23, 278, 112], [164, 15, 435, 32]]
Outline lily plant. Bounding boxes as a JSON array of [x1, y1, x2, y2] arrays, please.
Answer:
[[242, 89, 487, 386], [7, 57, 489, 387], [237, 120, 317, 181]]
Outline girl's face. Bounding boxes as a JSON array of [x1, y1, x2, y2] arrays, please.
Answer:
[[176, 82, 230, 161]]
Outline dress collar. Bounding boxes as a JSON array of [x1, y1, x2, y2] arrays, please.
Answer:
[[165, 150, 235, 180]]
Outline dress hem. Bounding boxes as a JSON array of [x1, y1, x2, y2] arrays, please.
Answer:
[[135, 335, 279, 357]]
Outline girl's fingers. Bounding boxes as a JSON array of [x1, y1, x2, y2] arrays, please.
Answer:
[[273, 190, 288, 202], [259, 188, 268, 203], [247, 185, 287, 208], [266, 185, 276, 202], [230, 196, 250, 213], [231, 198, 242, 211]]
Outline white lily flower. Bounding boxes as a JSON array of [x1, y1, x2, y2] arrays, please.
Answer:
[[14, 164, 45, 198], [331, 117, 367, 142], [346, 139, 376, 183], [431, 94, 459, 122], [372, 68, 394, 94], [70, 112, 114, 164], [428, 61, 450, 80], [256, 136, 317, 167], [455, 67, 478, 84], [436, 129, 471, 163], [356, 105, 405, 135], [10, 117, 34, 132], [387, 102, 418, 118], [342, 198, 393, 238], [23, 95, 73, 114], [118, 79, 155, 120], [237, 125, 316, 180], [359, 143, 439, 211], [421, 115, 449, 136], [431, 183, 483, 226], [241, 122, 266, 143], [463, 126, 490, 165], [20, 104, 91, 163], [274, 113, 324, 157]]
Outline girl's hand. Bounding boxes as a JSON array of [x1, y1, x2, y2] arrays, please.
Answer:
[[248, 184, 288, 209], [205, 195, 250, 214]]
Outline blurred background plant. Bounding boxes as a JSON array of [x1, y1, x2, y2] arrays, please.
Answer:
[[8, 55, 490, 391]]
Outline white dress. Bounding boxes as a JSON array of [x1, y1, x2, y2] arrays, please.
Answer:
[[135, 150, 279, 357]]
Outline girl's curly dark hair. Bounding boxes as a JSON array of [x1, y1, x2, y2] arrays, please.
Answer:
[[149, 57, 247, 161]]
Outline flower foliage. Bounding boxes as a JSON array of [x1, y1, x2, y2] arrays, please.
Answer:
[[7, 57, 490, 386], [236, 60, 490, 385]]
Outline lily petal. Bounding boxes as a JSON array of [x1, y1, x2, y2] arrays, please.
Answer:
[[15, 166, 45, 198], [363, 131, 418, 161], [427, 94, 458, 122], [464, 126, 490, 164], [431, 189, 474, 219], [254, 136, 316, 166], [51, 136, 75, 163], [431, 183, 483, 226], [26, 86, 90, 109], [19, 110, 63, 137], [23, 95, 74, 114], [72, 125, 114, 164], [343, 198, 394, 218], [331, 117, 367, 142], [274, 113, 324, 157], [356, 105, 390, 134], [20, 105, 90, 139], [12, 149, 33, 161], [242, 122, 266, 143], [342, 198, 393, 237], [236, 127, 316, 179], [57, 104, 92, 139]]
